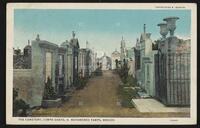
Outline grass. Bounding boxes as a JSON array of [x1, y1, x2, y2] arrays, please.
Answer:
[[121, 90, 134, 108], [117, 67, 138, 108], [118, 83, 137, 108]]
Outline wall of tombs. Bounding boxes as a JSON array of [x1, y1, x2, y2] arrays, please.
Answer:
[[13, 38, 74, 107], [13, 69, 33, 104]]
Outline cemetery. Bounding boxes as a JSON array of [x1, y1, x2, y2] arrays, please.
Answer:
[[13, 16, 190, 117], [13, 32, 98, 116]]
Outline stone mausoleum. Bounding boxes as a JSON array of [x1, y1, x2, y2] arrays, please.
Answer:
[[135, 24, 157, 97], [155, 17, 190, 106], [13, 33, 79, 107]]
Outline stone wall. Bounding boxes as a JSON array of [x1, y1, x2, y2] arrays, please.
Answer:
[[13, 36, 79, 107], [155, 36, 191, 106], [31, 40, 58, 107], [13, 69, 33, 104]]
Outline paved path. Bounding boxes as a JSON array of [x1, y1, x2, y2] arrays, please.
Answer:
[[132, 99, 190, 113], [32, 70, 189, 117]]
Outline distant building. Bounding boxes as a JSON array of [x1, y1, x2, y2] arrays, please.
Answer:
[[78, 41, 97, 78], [99, 53, 111, 70], [111, 49, 120, 69]]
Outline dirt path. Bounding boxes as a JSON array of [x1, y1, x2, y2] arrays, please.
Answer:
[[32, 70, 189, 117]]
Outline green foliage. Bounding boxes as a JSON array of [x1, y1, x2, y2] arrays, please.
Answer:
[[117, 61, 138, 108], [94, 67, 102, 76], [43, 77, 57, 100], [123, 75, 137, 87], [117, 74, 138, 108], [76, 77, 88, 90], [117, 60, 137, 87], [118, 61, 129, 83], [118, 84, 136, 108], [13, 88, 30, 117]]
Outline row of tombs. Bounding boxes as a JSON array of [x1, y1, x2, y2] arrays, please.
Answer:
[[13, 16, 191, 108], [134, 17, 191, 106], [112, 16, 191, 106], [13, 32, 98, 108]]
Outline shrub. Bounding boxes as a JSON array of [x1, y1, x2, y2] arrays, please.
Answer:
[[76, 77, 88, 90], [13, 88, 30, 117], [117, 60, 138, 108], [124, 75, 137, 87], [94, 67, 102, 76], [118, 81, 137, 108], [43, 77, 57, 100], [117, 61, 129, 83], [120, 88, 136, 108]]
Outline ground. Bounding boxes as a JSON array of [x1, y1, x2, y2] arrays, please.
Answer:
[[32, 70, 189, 117]]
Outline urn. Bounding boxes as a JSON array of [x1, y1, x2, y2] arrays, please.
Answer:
[[163, 17, 179, 36], [157, 23, 168, 39]]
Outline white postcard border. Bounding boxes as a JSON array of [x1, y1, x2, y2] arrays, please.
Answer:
[[6, 3, 197, 125]]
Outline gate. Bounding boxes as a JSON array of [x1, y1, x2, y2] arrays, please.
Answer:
[[154, 52, 190, 106], [155, 53, 167, 104]]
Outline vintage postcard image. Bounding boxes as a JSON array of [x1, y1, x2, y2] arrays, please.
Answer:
[[6, 3, 197, 125]]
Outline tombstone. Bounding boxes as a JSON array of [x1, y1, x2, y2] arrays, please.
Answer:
[[30, 35, 59, 107]]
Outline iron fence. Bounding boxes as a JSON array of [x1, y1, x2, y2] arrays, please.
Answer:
[[155, 52, 190, 106]]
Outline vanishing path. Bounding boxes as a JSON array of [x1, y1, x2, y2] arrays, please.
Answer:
[[33, 70, 189, 117]]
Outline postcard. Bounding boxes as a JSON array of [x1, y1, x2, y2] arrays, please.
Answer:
[[6, 3, 197, 125]]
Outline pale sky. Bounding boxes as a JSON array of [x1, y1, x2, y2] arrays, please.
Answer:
[[14, 9, 191, 57]]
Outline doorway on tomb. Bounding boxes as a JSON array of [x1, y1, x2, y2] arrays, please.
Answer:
[[45, 52, 52, 83], [58, 54, 65, 96]]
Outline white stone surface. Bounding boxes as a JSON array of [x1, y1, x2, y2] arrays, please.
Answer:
[[132, 98, 190, 113]]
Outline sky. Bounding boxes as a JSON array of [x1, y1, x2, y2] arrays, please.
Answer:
[[14, 9, 191, 57]]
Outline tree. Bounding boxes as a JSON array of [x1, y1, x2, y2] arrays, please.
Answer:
[[118, 59, 129, 83]]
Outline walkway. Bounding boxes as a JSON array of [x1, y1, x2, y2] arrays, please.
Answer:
[[32, 70, 189, 117]]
